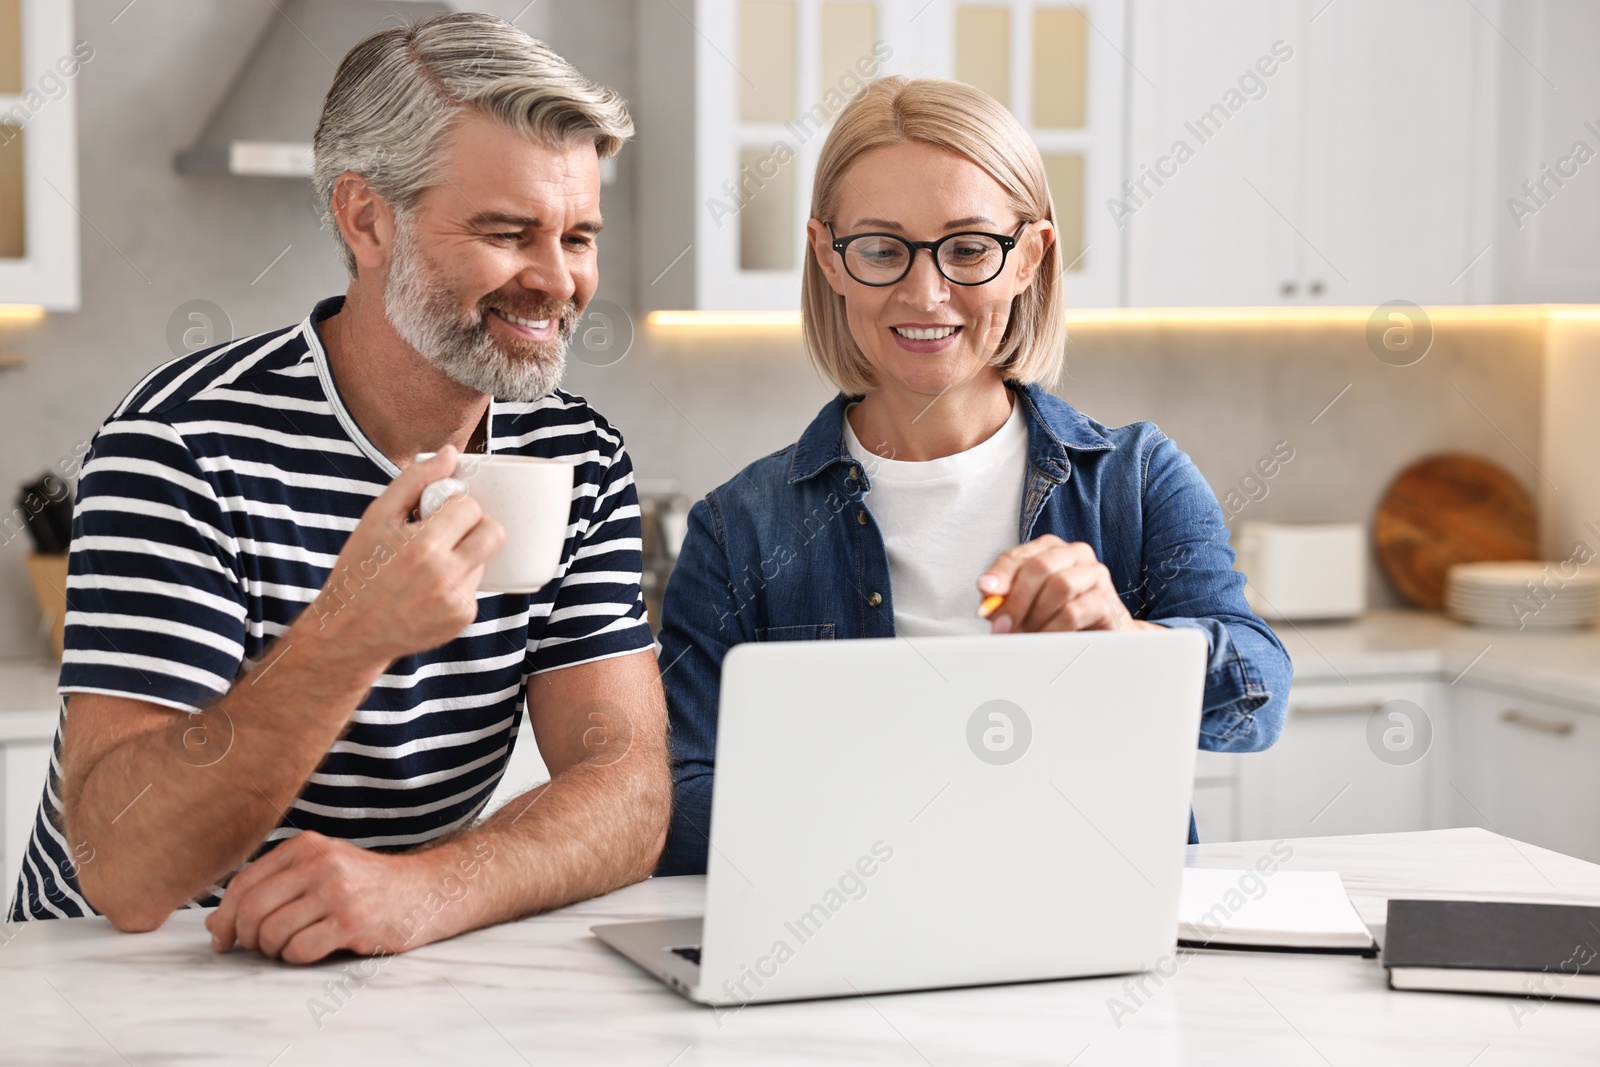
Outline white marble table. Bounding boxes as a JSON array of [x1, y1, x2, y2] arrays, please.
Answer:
[[2, 827, 1597, 1066]]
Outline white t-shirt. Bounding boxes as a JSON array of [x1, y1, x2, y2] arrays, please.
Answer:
[[843, 397, 1030, 637]]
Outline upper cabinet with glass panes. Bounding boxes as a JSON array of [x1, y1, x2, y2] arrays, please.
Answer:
[[0, 0, 81, 311], [634, 0, 1126, 311]]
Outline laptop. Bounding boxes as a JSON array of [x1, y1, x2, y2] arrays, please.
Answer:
[[593, 628, 1208, 1006]]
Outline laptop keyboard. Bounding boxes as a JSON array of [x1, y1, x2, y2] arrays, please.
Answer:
[[670, 946, 702, 965]]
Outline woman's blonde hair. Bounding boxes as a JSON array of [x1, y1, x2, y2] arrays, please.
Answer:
[[802, 77, 1066, 395]]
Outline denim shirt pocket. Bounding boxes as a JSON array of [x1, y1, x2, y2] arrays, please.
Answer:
[[754, 623, 836, 641]]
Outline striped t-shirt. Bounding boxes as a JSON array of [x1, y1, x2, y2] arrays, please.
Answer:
[[8, 295, 653, 921]]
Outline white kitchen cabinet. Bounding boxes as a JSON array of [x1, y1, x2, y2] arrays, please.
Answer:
[[1236, 678, 1443, 841], [1125, 0, 1497, 307], [1191, 750, 1240, 841], [1123, 1, 1305, 307], [1299, 0, 1492, 307], [1446, 685, 1600, 865], [2, 736, 52, 902], [0, 664, 61, 907], [637, 0, 895, 311], [635, 0, 1127, 310], [1490, 0, 1600, 303], [0, 0, 81, 310]]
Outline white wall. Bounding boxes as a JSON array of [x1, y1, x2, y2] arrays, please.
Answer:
[[1540, 315, 1600, 560]]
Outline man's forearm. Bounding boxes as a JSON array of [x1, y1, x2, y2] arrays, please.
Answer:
[[408, 743, 671, 942], [67, 613, 390, 929]]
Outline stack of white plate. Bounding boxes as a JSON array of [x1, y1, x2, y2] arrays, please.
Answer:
[[1445, 562, 1600, 629]]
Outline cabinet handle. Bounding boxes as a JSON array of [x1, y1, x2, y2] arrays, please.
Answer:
[[1500, 709, 1574, 736], [1280, 281, 1298, 297], [1294, 701, 1384, 718]]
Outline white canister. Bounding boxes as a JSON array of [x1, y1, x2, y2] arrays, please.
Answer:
[[1234, 521, 1366, 621]]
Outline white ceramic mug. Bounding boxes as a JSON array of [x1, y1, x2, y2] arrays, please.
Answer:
[[416, 453, 575, 594]]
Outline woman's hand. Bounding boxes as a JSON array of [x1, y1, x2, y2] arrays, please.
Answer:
[[978, 535, 1161, 634]]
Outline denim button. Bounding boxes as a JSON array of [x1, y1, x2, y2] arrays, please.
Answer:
[[868, 592, 883, 607], [850, 465, 861, 479], [856, 509, 868, 525]]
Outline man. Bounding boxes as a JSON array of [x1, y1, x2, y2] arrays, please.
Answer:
[[5, 12, 670, 965]]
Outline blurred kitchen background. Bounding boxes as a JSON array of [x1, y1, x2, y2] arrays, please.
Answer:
[[2, 1, 1599, 874], [4, 0, 1598, 656]]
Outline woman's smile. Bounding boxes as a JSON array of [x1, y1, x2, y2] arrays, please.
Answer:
[[889, 321, 964, 352]]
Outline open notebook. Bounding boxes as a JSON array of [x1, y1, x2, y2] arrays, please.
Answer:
[[1178, 868, 1377, 955]]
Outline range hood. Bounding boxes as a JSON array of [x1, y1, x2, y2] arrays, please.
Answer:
[[176, 0, 451, 177]]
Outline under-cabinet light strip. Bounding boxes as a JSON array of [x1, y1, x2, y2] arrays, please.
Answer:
[[645, 305, 1595, 329]]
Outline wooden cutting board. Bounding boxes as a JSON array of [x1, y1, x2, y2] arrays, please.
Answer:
[[1373, 454, 1537, 610]]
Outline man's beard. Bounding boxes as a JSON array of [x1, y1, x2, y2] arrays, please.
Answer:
[[383, 218, 580, 403]]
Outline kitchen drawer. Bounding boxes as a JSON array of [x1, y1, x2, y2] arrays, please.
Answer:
[[1193, 751, 1240, 782], [1191, 780, 1239, 843], [1237, 679, 1441, 841], [1447, 687, 1600, 865], [1191, 751, 1240, 841], [3, 739, 53, 899]]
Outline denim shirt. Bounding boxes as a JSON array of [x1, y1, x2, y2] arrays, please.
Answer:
[[656, 381, 1291, 875]]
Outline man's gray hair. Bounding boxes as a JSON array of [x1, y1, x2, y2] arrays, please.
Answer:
[[312, 11, 633, 277]]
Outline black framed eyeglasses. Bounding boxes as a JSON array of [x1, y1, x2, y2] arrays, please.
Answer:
[[828, 222, 1028, 287]]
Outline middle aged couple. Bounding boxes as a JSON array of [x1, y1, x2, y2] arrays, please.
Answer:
[[7, 13, 1290, 961]]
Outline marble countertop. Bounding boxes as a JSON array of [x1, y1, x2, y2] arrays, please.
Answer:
[[1273, 609, 1600, 709], [2, 827, 1597, 1065]]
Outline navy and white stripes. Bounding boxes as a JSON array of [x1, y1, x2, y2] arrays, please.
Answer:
[[9, 296, 652, 920]]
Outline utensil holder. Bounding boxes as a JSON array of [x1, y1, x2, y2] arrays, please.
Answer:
[[24, 553, 68, 658]]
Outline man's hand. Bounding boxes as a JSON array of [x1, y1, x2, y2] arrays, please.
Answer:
[[311, 446, 507, 665], [199, 640, 666, 966], [979, 535, 1161, 633], [205, 830, 490, 964]]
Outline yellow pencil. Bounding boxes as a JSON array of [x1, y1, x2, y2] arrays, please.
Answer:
[[977, 593, 1005, 619]]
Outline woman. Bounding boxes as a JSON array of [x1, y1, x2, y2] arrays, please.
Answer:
[[655, 77, 1291, 875]]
